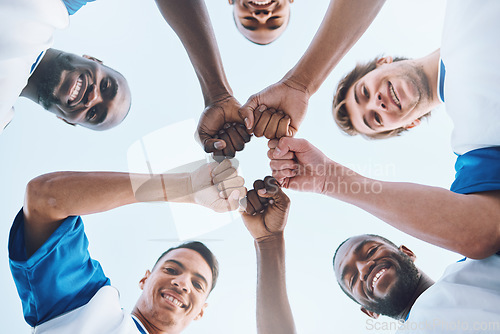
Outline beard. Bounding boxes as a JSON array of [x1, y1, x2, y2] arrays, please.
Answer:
[[364, 251, 420, 318], [37, 54, 75, 110]]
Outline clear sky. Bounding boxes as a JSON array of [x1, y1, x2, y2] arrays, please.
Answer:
[[0, 1, 458, 333]]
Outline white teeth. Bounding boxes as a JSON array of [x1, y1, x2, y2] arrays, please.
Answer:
[[165, 295, 184, 308], [389, 83, 401, 108], [371, 268, 387, 289], [69, 77, 83, 103], [250, 0, 272, 5]]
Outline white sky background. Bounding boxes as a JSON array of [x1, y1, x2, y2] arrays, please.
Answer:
[[0, 1, 459, 333]]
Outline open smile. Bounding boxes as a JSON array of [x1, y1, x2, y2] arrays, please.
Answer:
[[248, 0, 275, 10], [367, 264, 391, 295], [67, 74, 88, 107], [161, 291, 186, 309], [388, 82, 401, 109]]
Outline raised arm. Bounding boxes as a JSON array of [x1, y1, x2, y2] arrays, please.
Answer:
[[23, 160, 244, 257], [154, 0, 249, 158], [239, 0, 386, 137], [268, 137, 500, 259], [240, 177, 296, 334]]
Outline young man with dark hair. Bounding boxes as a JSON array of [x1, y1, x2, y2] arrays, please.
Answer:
[[9, 160, 243, 333]]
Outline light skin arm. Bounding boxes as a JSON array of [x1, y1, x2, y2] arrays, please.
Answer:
[[23, 160, 245, 257], [154, 0, 249, 157], [269, 138, 500, 259], [240, 177, 296, 334], [239, 0, 386, 135]]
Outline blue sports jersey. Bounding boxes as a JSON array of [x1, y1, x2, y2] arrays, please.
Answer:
[[9, 209, 110, 326], [451, 146, 500, 194], [62, 0, 96, 15]]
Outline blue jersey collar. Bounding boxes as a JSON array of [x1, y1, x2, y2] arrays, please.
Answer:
[[438, 59, 446, 103]]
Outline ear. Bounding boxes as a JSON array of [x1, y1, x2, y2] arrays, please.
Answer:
[[82, 55, 103, 64], [194, 303, 208, 321], [403, 119, 421, 130], [376, 56, 393, 67], [57, 116, 76, 126], [399, 245, 416, 262], [360, 307, 380, 319], [138, 270, 151, 290]]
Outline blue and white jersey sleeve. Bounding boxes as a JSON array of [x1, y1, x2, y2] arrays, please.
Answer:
[[450, 146, 500, 194], [9, 209, 110, 327]]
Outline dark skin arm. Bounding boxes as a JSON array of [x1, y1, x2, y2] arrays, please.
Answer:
[[239, 0, 386, 139], [240, 177, 296, 334], [154, 0, 250, 158]]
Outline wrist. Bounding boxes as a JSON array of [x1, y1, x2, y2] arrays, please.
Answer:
[[163, 172, 194, 204], [321, 161, 363, 198], [254, 233, 285, 250], [280, 73, 313, 98], [203, 85, 233, 107]]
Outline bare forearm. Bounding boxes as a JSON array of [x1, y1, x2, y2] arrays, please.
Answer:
[[255, 235, 296, 334], [285, 0, 385, 94], [25, 171, 193, 223], [155, 0, 232, 104], [324, 169, 500, 258]]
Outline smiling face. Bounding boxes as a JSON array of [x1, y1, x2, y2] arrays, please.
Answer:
[[37, 52, 131, 131], [231, 0, 292, 45], [333, 235, 420, 318], [343, 57, 434, 137], [135, 248, 213, 333]]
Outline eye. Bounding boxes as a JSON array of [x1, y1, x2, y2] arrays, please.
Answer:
[[349, 273, 357, 290], [374, 112, 382, 126], [86, 107, 98, 122], [193, 281, 203, 291], [367, 245, 379, 258], [100, 78, 110, 92], [363, 85, 369, 98], [164, 267, 177, 275]]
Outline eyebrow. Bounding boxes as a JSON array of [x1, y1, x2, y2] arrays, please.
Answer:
[[95, 109, 108, 125], [340, 240, 372, 285], [242, 24, 257, 31], [353, 83, 374, 131], [354, 82, 360, 104], [164, 259, 209, 288]]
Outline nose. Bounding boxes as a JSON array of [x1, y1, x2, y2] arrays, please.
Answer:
[[252, 10, 272, 23], [171, 275, 190, 293], [84, 83, 99, 107], [356, 260, 375, 282], [375, 92, 387, 111]]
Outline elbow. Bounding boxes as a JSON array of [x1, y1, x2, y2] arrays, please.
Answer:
[[460, 233, 500, 260], [24, 173, 63, 217]]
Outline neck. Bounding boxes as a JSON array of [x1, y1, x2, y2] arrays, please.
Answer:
[[131, 307, 168, 334], [395, 270, 434, 321], [419, 48, 441, 108], [20, 48, 60, 103]]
